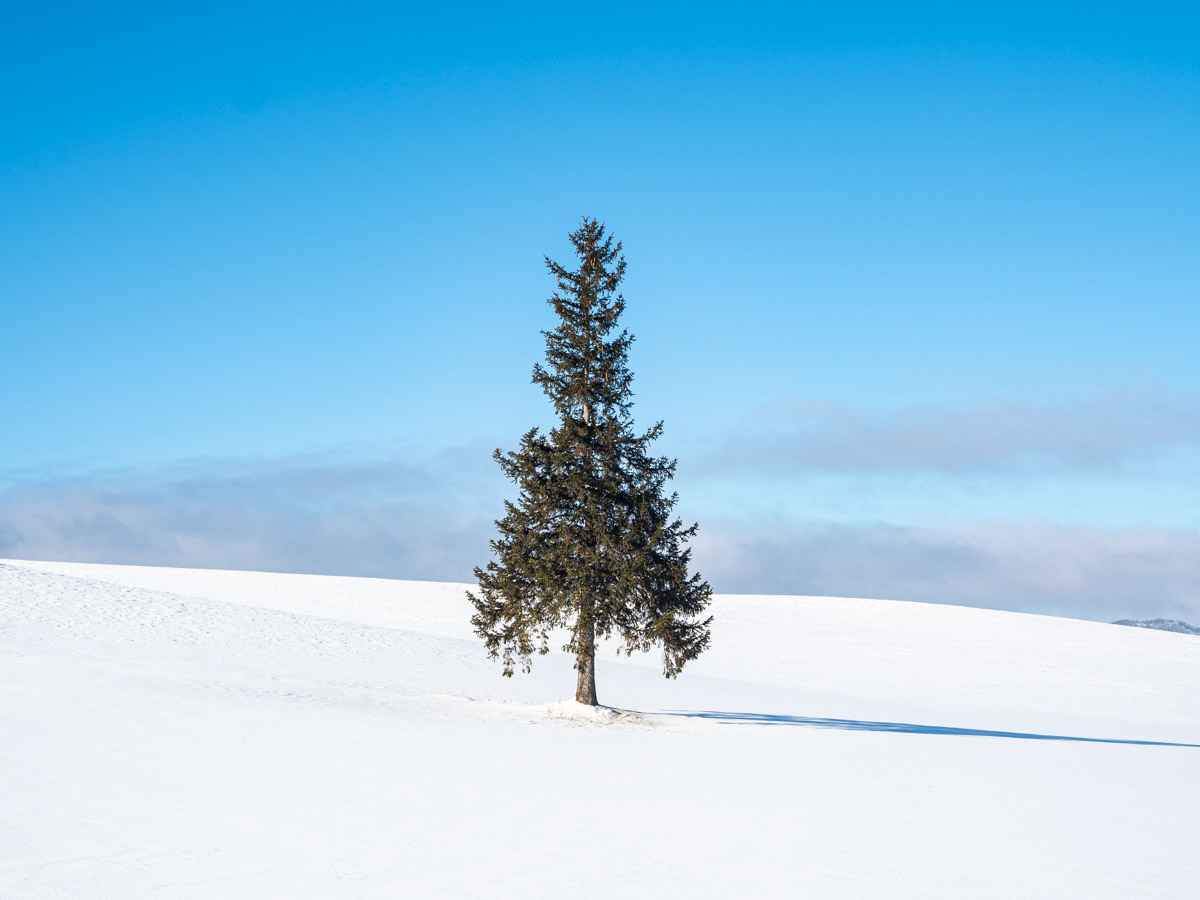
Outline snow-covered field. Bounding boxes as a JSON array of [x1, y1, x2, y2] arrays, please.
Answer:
[[2, 559, 1197, 898]]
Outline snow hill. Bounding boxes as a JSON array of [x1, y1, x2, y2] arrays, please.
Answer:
[[3, 559, 1198, 899]]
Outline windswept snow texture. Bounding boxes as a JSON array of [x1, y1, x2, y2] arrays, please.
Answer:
[[3, 560, 1198, 899]]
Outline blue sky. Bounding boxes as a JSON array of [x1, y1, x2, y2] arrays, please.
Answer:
[[3, 3, 1198, 620]]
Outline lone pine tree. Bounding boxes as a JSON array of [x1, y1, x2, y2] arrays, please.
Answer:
[[469, 219, 712, 706]]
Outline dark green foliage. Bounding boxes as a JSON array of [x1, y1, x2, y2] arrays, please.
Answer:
[[468, 219, 712, 703]]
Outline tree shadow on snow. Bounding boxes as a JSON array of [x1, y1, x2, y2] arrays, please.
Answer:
[[662, 711, 1200, 748]]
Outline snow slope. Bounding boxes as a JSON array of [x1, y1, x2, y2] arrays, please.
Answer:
[[2, 559, 1197, 898]]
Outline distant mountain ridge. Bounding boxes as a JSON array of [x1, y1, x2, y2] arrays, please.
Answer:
[[1112, 618, 1200, 636]]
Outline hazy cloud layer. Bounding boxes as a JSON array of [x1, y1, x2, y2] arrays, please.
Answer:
[[0, 450, 500, 581], [2, 453, 1197, 624], [708, 388, 1200, 476], [692, 518, 1200, 623]]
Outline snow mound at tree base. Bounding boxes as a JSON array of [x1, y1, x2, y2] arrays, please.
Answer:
[[542, 700, 649, 725]]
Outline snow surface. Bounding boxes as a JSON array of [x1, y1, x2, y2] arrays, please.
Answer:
[[2, 558, 1198, 898]]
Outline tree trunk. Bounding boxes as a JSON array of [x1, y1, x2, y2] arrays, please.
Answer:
[[575, 619, 598, 706]]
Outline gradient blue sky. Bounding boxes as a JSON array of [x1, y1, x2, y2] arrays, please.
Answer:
[[3, 3, 1198, 620]]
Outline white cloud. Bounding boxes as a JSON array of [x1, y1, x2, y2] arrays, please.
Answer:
[[0, 449, 500, 581], [692, 517, 1200, 622], [706, 387, 1200, 476], [3, 446, 1197, 625]]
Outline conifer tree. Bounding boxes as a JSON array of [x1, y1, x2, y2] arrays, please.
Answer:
[[469, 218, 712, 706]]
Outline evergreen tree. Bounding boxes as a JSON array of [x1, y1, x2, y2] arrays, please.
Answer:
[[469, 218, 712, 706]]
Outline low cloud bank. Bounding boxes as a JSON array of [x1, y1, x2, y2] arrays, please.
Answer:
[[709, 387, 1200, 476], [692, 519, 1200, 622], [0, 451, 498, 581], [2, 454, 1197, 623]]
